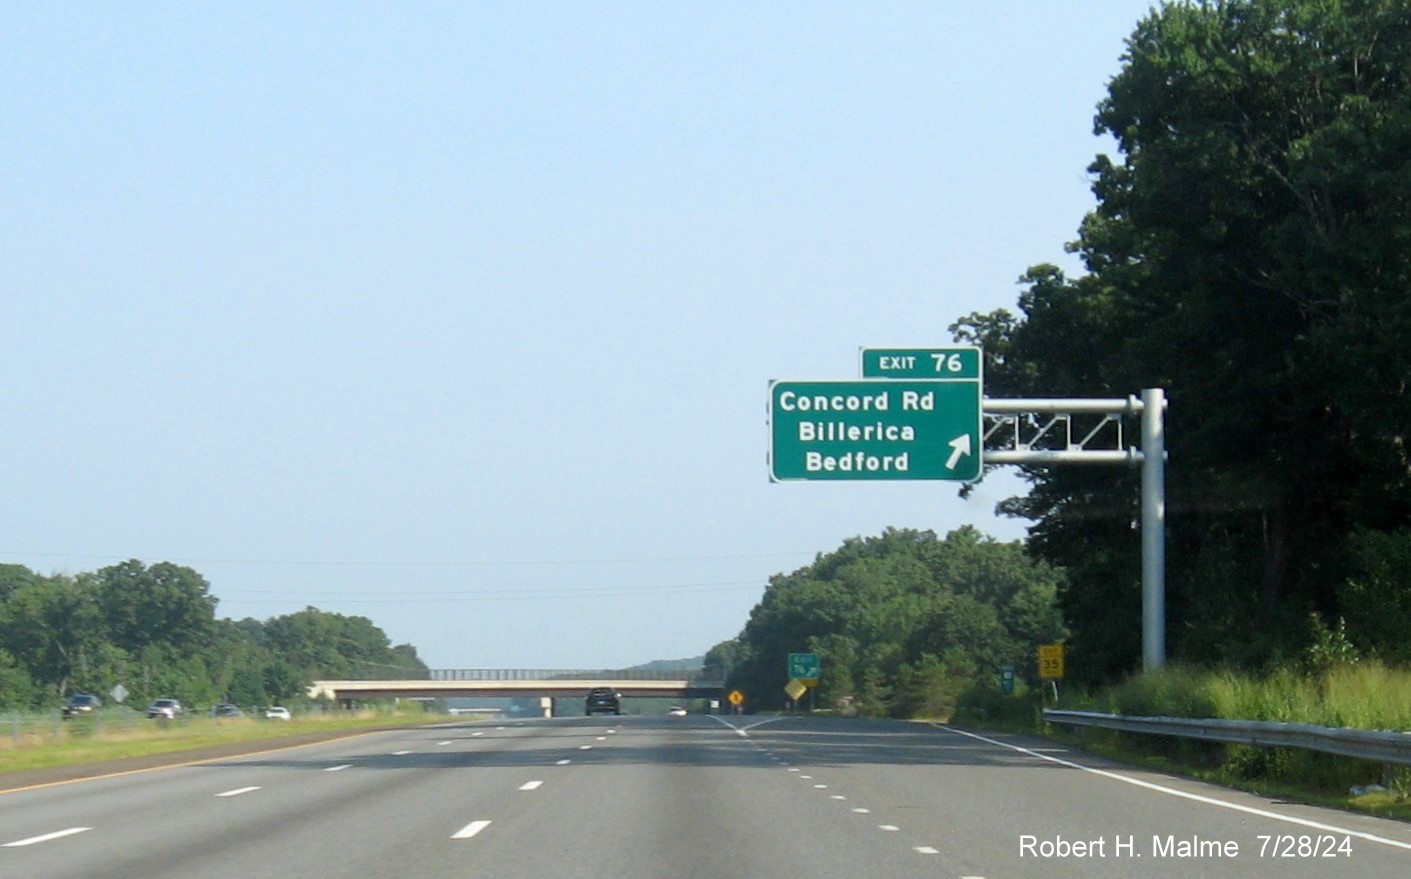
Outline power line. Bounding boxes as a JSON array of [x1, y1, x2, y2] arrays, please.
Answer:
[[218, 580, 765, 604], [2, 550, 814, 568]]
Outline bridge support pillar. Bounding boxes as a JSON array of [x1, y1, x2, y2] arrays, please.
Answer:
[[540, 697, 553, 718]]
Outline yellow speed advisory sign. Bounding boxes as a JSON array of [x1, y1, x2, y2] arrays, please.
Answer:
[[1038, 643, 1065, 680]]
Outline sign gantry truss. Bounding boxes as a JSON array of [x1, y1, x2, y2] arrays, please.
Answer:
[[982, 397, 1150, 465]]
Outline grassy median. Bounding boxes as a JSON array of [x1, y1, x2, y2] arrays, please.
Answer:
[[0, 705, 438, 775]]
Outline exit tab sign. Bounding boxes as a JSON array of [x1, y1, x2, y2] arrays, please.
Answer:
[[860, 347, 981, 380]]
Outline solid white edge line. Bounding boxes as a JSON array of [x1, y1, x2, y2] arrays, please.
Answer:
[[215, 786, 261, 798], [938, 725, 1411, 853], [452, 820, 492, 840], [3, 827, 92, 847]]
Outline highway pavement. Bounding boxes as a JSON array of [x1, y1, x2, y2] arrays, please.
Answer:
[[3, 713, 1409, 878]]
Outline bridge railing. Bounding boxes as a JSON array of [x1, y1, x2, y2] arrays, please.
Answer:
[[428, 668, 718, 683]]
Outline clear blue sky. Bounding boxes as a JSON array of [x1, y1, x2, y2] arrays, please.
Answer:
[[2, 2, 1158, 670]]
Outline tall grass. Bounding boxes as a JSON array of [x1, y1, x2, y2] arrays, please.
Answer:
[[1102, 661, 1411, 730], [1059, 661, 1411, 805]]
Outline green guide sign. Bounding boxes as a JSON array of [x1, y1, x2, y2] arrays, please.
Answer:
[[768, 380, 982, 481]]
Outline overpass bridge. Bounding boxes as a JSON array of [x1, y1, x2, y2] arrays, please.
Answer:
[[308, 669, 726, 716]]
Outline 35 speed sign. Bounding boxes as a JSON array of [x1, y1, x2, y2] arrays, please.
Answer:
[[1038, 644, 1065, 680]]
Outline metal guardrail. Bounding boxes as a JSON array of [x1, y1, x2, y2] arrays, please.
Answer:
[[1044, 709, 1411, 767]]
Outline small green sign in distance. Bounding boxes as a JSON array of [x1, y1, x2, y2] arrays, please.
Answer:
[[769, 380, 981, 482], [860, 347, 981, 380], [788, 652, 821, 680]]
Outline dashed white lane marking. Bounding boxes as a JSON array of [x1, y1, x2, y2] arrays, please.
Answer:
[[555, 759, 572, 765], [578, 745, 593, 751], [852, 808, 871, 814], [325, 764, 353, 772], [915, 846, 940, 855], [452, 820, 492, 840], [392, 750, 412, 756], [519, 780, 544, 791], [813, 784, 828, 789], [831, 795, 847, 800], [438, 740, 453, 746], [472, 732, 485, 737], [3, 827, 92, 847], [596, 736, 607, 741], [215, 786, 261, 798], [879, 825, 900, 832]]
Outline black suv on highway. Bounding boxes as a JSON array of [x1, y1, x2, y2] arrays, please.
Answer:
[[584, 687, 621, 716], [62, 693, 101, 719]]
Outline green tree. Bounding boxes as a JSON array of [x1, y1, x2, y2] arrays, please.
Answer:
[[0, 648, 41, 708], [263, 607, 426, 680], [95, 560, 218, 655], [728, 528, 1067, 714], [957, 0, 1411, 679], [0, 563, 41, 604], [0, 573, 118, 697]]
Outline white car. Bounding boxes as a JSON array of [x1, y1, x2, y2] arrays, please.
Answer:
[[264, 706, 292, 720], [146, 698, 183, 719], [667, 706, 688, 717]]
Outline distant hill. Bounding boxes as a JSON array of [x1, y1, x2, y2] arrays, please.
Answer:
[[627, 656, 704, 673]]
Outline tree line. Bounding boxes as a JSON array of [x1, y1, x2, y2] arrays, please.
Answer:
[[951, 0, 1411, 681], [706, 527, 1067, 715], [0, 560, 426, 710]]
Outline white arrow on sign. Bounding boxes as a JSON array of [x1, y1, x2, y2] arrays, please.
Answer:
[[945, 434, 973, 470]]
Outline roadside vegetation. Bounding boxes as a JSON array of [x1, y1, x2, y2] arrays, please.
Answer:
[[0, 702, 435, 776], [950, 662, 1411, 821], [0, 559, 427, 714]]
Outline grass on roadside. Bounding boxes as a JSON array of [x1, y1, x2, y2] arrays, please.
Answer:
[[951, 661, 1411, 822], [0, 706, 437, 775]]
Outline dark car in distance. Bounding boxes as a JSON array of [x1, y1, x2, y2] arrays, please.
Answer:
[[584, 687, 621, 716], [62, 694, 101, 719]]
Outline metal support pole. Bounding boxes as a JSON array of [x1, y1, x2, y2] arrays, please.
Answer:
[[1141, 388, 1166, 670]]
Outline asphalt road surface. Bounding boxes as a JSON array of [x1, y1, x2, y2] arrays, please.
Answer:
[[3, 714, 1409, 879]]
